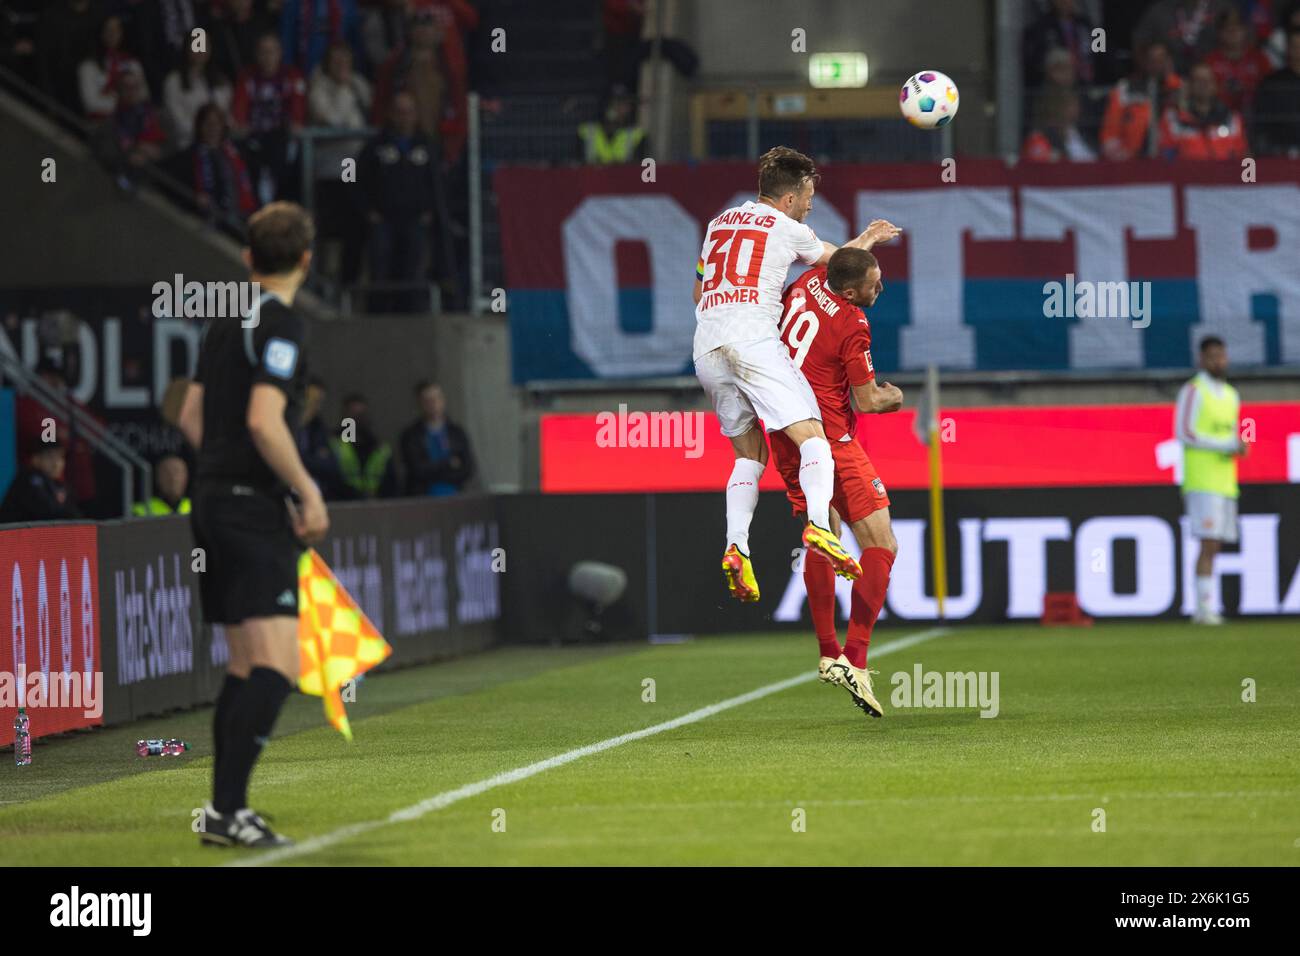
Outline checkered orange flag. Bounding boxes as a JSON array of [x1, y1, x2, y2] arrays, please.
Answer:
[[297, 549, 391, 740]]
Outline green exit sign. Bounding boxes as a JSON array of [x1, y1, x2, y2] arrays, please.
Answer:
[[809, 52, 869, 88]]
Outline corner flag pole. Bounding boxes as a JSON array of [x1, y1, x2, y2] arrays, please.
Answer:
[[925, 365, 948, 618]]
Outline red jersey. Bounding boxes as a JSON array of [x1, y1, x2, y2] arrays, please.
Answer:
[[1203, 48, 1274, 112], [778, 267, 874, 442]]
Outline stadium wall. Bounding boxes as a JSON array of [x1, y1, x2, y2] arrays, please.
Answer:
[[0, 294, 478, 496], [502, 485, 1300, 641], [1, 496, 502, 745], [0, 88, 243, 289]]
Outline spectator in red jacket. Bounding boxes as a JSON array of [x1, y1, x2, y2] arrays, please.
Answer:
[[1203, 7, 1275, 112], [1160, 62, 1247, 159], [231, 32, 306, 204], [372, 4, 472, 162], [1100, 39, 1183, 160]]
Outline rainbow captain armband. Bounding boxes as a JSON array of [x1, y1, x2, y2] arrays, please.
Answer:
[[695, 257, 705, 281]]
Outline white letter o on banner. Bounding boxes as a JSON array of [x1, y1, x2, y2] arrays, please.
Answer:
[[562, 196, 700, 378], [1075, 516, 1175, 616]]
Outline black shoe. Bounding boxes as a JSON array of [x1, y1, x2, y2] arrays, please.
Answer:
[[199, 804, 294, 848]]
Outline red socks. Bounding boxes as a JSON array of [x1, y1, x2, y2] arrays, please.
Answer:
[[804, 548, 841, 659], [844, 547, 895, 669]]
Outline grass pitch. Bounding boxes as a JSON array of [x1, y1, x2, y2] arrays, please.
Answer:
[[1, 621, 1297, 866]]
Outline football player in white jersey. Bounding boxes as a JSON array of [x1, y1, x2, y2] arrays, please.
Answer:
[[693, 146, 900, 602]]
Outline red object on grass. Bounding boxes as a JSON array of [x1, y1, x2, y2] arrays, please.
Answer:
[[1041, 592, 1093, 627]]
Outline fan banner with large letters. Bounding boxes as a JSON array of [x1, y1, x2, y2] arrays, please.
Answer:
[[495, 159, 1300, 382]]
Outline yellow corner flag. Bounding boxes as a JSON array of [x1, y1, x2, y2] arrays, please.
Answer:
[[297, 549, 392, 740]]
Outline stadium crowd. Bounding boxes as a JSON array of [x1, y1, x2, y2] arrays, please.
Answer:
[[1022, 0, 1300, 162], [0, 0, 478, 311], [0, 0, 672, 309]]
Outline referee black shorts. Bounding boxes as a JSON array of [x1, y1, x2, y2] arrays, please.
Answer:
[[191, 487, 302, 625]]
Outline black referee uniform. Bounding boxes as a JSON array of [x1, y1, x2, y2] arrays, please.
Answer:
[[192, 292, 310, 623], [194, 289, 312, 842]]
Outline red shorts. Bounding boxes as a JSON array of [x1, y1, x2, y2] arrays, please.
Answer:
[[770, 433, 890, 523]]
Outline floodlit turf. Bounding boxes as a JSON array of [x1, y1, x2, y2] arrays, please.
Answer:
[[1, 621, 1297, 866]]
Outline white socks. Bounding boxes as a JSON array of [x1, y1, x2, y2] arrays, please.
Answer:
[[725, 457, 765, 552], [1196, 575, 1213, 613], [798, 437, 834, 530]]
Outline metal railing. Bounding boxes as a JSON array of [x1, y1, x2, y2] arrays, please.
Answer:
[[0, 352, 151, 516]]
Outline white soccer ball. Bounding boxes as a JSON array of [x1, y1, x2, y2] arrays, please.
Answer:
[[899, 70, 959, 129]]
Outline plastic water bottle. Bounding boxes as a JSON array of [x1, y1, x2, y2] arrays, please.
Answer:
[[14, 708, 31, 767], [136, 738, 189, 758]]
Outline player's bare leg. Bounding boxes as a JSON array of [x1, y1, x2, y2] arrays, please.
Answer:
[[1193, 538, 1224, 625], [721, 426, 767, 602], [785, 418, 861, 580], [819, 508, 895, 717]]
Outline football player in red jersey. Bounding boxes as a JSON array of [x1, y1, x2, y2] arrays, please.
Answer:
[[771, 247, 903, 718]]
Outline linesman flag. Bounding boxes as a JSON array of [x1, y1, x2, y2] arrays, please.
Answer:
[[297, 549, 392, 740], [912, 365, 948, 617]]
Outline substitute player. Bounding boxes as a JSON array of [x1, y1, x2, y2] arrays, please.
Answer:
[[771, 248, 902, 717], [693, 146, 900, 602], [1175, 335, 1246, 626], [177, 202, 329, 847]]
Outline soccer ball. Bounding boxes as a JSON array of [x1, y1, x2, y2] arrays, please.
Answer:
[[899, 70, 959, 129]]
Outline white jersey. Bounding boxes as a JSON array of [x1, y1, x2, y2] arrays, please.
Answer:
[[692, 200, 823, 360]]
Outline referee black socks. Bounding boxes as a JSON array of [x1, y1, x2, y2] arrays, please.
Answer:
[[211, 673, 246, 783], [213, 666, 294, 815]]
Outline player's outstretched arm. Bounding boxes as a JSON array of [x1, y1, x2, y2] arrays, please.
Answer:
[[852, 379, 904, 414], [846, 219, 902, 252], [814, 220, 903, 265]]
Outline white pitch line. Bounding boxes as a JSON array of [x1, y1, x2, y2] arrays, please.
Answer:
[[231, 626, 952, 866]]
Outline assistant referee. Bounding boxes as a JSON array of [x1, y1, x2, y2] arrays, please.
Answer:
[[178, 201, 329, 848]]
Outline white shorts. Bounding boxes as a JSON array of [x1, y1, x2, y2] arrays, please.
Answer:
[[1184, 491, 1239, 543], [694, 337, 821, 437]]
